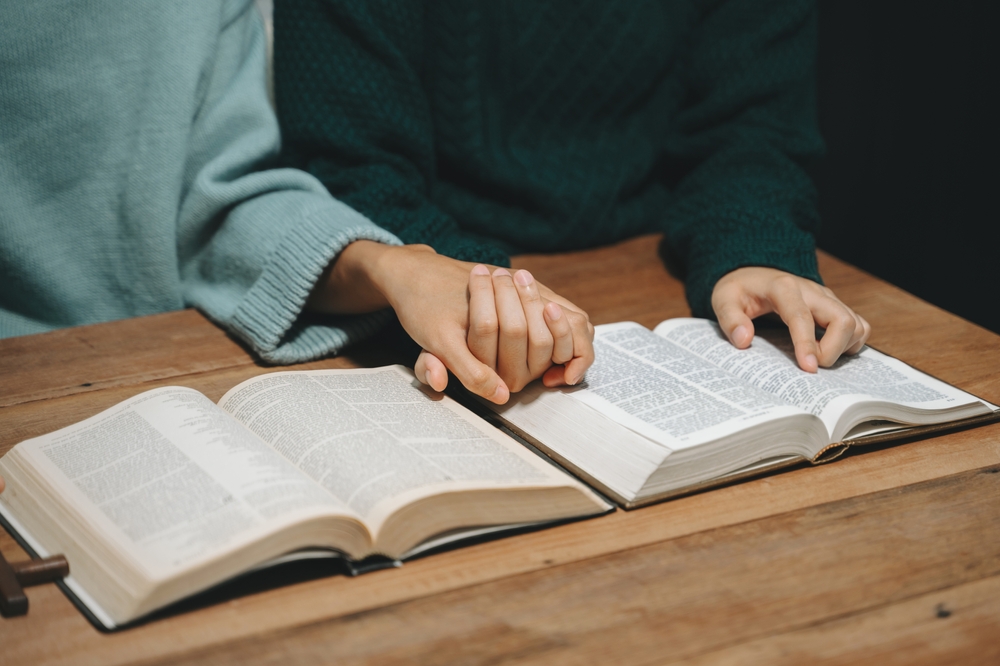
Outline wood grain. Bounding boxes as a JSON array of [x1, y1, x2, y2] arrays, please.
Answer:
[[135, 466, 1000, 666], [2, 237, 1000, 665], [684, 574, 1000, 666], [0, 310, 253, 408]]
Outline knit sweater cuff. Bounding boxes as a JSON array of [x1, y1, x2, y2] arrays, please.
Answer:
[[682, 213, 822, 320], [228, 201, 401, 364]]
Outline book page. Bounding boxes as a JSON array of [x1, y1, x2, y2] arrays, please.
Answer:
[[654, 319, 988, 438], [218, 367, 577, 531], [17, 387, 351, 573], [566, 323, 808, 450]]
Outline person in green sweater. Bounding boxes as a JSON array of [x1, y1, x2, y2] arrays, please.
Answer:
[[0, 0, 592, 408], [273, 0, 871, 376]]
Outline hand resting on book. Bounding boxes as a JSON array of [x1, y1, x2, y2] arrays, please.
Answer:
[[308, 241, 594, 404], [712, 267, 872, 373]]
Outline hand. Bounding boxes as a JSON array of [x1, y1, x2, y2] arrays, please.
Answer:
[[310, 242, 508, 402], [711, 267, 871, 372], [417, 265, 593, 394], [310, 242, 593, 404]]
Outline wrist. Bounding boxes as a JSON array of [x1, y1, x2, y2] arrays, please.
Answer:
[[308, 240, 394, 314], [308, 242, 439, 314]]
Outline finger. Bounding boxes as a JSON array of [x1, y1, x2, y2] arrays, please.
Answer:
[[467, 264, 499, 368], [544, 302, 574, 364], [846, 315, 872, 355], [0, 475, 5, 494], [562, 310, 595, 385], [769, 281, 819, 372], [513, 270, 554, 377], [414, 350, 449, 392], [492, 268, 530, 390], [713, 296, 756, 349], [542, 364, 567, 387], [808, 296, 862, 367], [437, 336, 510, 404]]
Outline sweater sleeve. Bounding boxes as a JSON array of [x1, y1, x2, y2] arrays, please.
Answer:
[[272, 0, 511, 267], [177, 0, 402, 364], [661, 0, 825, 319]]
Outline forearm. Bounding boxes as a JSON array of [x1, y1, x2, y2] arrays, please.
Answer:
[[663, 0, 824, 317], [308, 241, 454, 315]]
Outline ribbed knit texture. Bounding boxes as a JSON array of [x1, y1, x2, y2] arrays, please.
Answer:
[[0, 0, 400, 362], [275, 0, 825, 317]]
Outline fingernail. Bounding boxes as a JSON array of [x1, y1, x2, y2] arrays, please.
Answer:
[[805, 354, 818, 372], [491, 384, 509, 403], [514, 270, 534, 286], [493, 268, 511, 278], [471, 264, 490, 276], [545, 302, 562, 320], [733, 325, 749, 345]]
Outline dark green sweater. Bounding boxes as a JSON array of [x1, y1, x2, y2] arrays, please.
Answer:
[[274, 0, 824, 317]]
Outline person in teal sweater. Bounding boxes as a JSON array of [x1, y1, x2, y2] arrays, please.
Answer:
[[0, 0, 592, 407], [273, 0, 871, 376]]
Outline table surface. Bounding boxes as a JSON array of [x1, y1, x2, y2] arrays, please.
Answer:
[[2, 235, 998, 666]]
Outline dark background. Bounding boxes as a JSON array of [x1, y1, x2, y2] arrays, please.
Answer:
[[814, 1, 999, 334]]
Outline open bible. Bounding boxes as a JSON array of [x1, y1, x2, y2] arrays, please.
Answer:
[[0, 367, 611, 628], [484, 319, 999, 508]]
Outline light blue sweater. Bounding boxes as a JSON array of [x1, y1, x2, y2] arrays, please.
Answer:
[[0, 0, 400, 363]]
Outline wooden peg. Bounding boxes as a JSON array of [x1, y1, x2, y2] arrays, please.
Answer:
[[0, 549, 69, 617]]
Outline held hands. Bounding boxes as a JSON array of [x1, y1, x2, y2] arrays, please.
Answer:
[[711, 267, 871, 372], [309, 241, 594, 405], [415, 265, 594, 397]]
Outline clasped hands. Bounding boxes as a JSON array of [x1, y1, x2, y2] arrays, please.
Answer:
[[309, 241, 594, 404], [311, 242, 871, 405]]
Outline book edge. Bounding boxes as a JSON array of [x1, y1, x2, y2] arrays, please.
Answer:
[[0, 500, 118, 631]]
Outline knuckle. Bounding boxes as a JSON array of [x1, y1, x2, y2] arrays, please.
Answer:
[[835, 312, 855, 330], [467, 367, 493, 390], [552, 349, 573, 364], [502, 320, 528, 339], [529, 333, 554, 354], [774, 274, 799, 290], [472, 317, 498, 338]]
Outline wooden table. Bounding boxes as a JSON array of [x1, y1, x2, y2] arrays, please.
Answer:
[[2, 235, 998, 665]]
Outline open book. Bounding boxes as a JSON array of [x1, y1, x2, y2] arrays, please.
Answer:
[[2, 319, 995, 628], [483, 319, 999, 508], [0, 367, 611, 628]]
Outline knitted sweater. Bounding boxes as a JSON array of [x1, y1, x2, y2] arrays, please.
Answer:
[[275, 0, 825, 318], [0, 0, 400, 363]]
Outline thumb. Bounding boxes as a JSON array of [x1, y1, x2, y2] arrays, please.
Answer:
[[436, 339, 510, 404], [414, 351, 449, 392], [714, 300, 755, 349]]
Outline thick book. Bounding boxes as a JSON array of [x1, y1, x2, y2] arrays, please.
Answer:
[[0, 367, 612, 629], [482, 319, 999, 508], [2, 319, 995, 628]]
